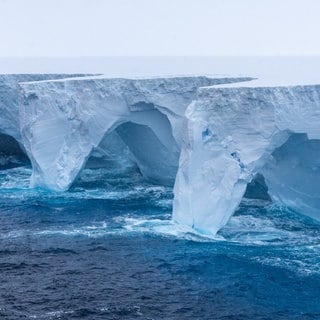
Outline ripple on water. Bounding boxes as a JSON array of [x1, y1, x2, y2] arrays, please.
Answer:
[[1, 165, 320, 319]]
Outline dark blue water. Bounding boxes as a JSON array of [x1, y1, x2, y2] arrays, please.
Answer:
[[0, 164, 320, 319]]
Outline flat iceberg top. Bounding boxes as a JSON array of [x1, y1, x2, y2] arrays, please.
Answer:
[[19, 74, 251, 85], [206, 75, 320, 89], [4, 56, 320, 89]]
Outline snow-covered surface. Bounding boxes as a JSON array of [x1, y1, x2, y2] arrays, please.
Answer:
[[213, 77, 320, 88]]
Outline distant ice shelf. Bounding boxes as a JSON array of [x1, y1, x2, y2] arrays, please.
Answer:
[[1, 73, 320, 235]]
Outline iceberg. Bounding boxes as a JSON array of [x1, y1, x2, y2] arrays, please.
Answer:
[[1, 73, 320, 236]]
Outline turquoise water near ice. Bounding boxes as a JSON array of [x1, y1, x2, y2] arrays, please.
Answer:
[[0, 164, 320, 319]]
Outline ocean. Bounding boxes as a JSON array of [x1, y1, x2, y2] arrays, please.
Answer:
[[0, 159, 319, 319]]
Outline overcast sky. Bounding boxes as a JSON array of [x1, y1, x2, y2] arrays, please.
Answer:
[[0, 0, 319, 57]]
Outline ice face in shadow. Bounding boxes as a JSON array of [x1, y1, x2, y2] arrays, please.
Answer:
[[261, 133, 320, 220], [84, 129, 135, 172], [116, 115, 179, 186], [244, 173, 271, 201], [19, 75, 250, 191], [173, 83, 320, 235], [0, 133, 30, 169]]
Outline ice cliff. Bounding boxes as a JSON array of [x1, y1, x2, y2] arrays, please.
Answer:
[[19, 75, 249, 191], [0, 75, 88, 142], [2, 74, 320, 235], [173, 81, 320, 234]]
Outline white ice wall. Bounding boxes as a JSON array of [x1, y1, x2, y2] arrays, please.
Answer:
[[173, 83, 320, 235], [0, 74, 88, 142], [19, 76, 249, 191], [12, 74, 320, 236]]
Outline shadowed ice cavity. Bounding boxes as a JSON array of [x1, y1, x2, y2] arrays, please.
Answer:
[[222, 133, 320, 234], [115, 120, 179, 186], [0, 133, 30, 170], [72, 107, 180, 190], [261, 133, 320, 221], [244, 173, 271, 201]]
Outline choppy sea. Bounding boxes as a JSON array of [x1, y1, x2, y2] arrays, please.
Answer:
[[0, 159, 319, 319]]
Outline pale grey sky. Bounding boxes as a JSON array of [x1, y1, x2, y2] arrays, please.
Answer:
[[0, 0, 319, 57]]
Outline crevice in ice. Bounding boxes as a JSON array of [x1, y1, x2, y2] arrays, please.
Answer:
[[243, 173, 271, 201]]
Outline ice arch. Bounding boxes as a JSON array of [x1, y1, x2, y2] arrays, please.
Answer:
[[20, 76, 250, 191], [23, 101, 179, 191], [173, 84, 320, 235], [78, 109, 180, 187]]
